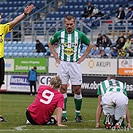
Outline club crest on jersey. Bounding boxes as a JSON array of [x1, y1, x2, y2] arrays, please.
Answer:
[[64, 48, 74, 56]]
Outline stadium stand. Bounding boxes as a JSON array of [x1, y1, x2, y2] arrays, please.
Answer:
[[1, 0, 133, 58], [4, 41, 50, 57]]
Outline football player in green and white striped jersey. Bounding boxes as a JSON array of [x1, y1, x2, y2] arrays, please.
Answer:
[[96, 75, 131, 129], [48, 14, 92, 122]]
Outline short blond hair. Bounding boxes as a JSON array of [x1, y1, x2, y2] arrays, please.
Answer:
[[50, 76, 62, 89]]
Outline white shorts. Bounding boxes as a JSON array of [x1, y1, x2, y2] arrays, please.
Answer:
[[101, 92, 128, 120], [57, 61, 82, 85]]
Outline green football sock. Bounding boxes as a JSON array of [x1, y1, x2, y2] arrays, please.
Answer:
[[74, 94, 82, 116], [62, 94, 67, 118]]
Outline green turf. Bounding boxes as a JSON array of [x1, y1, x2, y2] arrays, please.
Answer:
[[0, 94, 133, 133]]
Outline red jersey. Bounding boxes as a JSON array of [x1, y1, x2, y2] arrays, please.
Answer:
[[28, 85, 64, 124]]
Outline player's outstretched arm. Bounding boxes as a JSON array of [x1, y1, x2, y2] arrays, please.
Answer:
[[56, 107, 66, 126], [9, 4, 34, 29], [126, 105, 131, 128], [95, 95, 102, 128]]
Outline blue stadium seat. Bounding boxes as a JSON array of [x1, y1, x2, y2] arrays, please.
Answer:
[[17, 52, 23, 57], [23, 52, 29, 57], [23, 46, 29, 52], [4, 52, 8, 57], [17, 46, 23, 52], [33, 52, 39, 57], [8, 52, 13, 57], [12, 46, 18, 52], [28, 53, 34, 57], [38, 52, 44, 57], [12, 52, 18, 57]]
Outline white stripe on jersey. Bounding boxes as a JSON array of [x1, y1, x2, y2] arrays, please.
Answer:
[[100, 79, 125, 96], [59, 30, 81, 62], [67, 33, 72, 62], [100, 80, 109, 96], [74, 31, 80, 60], [60, 31, 65, 61]]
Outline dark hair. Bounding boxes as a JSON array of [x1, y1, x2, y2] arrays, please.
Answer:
[[107, 75, 116, 80], [126, 37, 131, 40], [128, 6, 132, 9], [64, 14, 75, 22], [33, 66, 37, 70], [119, 5, 123, 7], [36, 40, 40, 43], [102, 34, 106, 37]]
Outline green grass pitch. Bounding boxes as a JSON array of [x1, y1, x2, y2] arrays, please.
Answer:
[[0, 94, 133, 133]]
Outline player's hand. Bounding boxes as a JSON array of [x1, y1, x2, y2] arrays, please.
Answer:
[[95, 123, 100, 128], [55, 58, 61, 64], [77, 56, 85, 64], [127, 123, 131, 129], [24, 4, 34, 15]]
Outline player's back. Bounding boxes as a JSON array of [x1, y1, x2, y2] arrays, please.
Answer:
[[99, 79, 126, 96], [28, 85, 64, 124]]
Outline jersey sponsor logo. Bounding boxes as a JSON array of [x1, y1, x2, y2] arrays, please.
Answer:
[[63, 42, 78, 47], [10, 76, 29, 85], [64, 48, 74, 56]]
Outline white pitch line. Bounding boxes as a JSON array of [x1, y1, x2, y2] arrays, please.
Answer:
[[0, 119, 132, 132], [0, 130, 16, 132], [15, 125, 27, 130], [1, 127, 133, 132], [15, 127, 105, 131]]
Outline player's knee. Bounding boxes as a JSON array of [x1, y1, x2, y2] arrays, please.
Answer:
[[74, 88, 81, 95], [60, 86, 67, 93], [75, 90, 81, 95], [73, 85, 81, 94]]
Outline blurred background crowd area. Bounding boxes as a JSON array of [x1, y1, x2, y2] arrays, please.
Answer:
[[0, 0, 133, 58]]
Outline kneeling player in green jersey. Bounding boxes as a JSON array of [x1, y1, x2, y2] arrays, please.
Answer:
[[96, 75, 131, 129]]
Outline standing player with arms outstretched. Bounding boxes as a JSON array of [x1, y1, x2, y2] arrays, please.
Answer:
[[48, 14, 92, 122], [0, 4, 34, 122]]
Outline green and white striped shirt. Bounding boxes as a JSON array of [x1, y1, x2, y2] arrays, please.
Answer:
[[50, 28, 90, 62], [97, 79, 127, 96]]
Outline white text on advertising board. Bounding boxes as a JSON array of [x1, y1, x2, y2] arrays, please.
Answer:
[[81, 82, 133, 91], [15, 65, 45, 70]]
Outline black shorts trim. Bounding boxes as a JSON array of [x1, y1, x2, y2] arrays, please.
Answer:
[[26, 110, 57, 125]]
